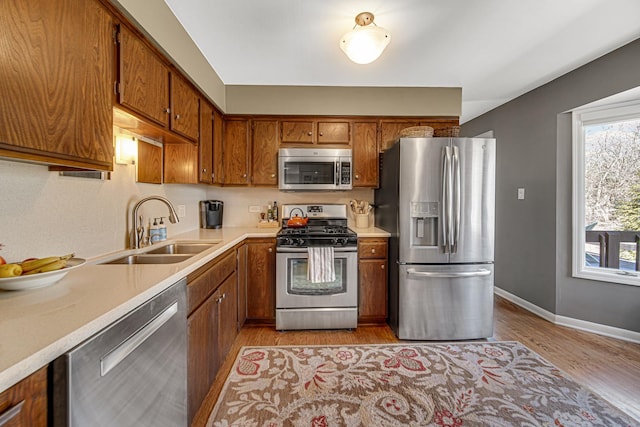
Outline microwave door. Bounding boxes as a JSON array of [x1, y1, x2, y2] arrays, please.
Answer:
[[280, 158, 339, 190]]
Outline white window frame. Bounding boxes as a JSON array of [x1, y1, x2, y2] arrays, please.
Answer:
[[572, 100, 640, 286]]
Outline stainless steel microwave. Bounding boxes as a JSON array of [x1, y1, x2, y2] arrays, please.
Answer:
[[278, 148, 352, 191]]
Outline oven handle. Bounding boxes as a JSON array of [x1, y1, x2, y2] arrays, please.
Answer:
[[277, 247, 357, 253]]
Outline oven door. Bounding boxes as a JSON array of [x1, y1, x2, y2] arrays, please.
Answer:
[[276, 248, 358, 308]]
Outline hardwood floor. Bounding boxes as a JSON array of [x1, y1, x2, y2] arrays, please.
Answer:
[[191, 295, 640, 426]]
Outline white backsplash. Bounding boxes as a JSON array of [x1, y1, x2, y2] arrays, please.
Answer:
[[0, 159, 375, 262], [205, 187, 375, 228]]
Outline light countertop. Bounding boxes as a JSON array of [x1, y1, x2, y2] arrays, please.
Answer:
[[0, 225, 389, 392]]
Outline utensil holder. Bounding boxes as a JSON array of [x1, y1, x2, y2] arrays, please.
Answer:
[[355, 213, 369, 228]]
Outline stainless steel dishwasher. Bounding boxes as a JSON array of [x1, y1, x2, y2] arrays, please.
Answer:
[[53, 279, 187, 427]]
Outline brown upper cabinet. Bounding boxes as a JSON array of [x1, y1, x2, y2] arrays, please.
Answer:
[[352, 122, 379, 188], [170, 74, 200, 142], [280, 119, 351, 145], [199, 100, 214, 184], [222, 118, 250, 185], [251, 120, 279, 186], [0, 0, 114, 171], [117, 25, 170, 128]]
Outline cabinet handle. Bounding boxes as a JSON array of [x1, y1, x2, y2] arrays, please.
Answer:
[[307, 131, 312, 136], [202, 168, 207, 173], [319, 132, 324, 136], [371, 248, 376, 254], [0, 400, 24, 426], [381, 264, 385, 270], [355, 174, 360, 180], [242, 173, 247, 178], [175, 114, 181, 120], [271, 173, 276, 178], [268, 248, 273, 253], [163, 108, 171, 114]]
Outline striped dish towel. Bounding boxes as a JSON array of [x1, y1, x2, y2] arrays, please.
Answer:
[[307, 247, 335, 283]]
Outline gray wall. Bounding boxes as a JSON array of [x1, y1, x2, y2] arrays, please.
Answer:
[[461, 38, 640, 332]]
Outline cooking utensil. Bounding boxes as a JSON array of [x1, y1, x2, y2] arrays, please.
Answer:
[[286, 207, 308, 227]]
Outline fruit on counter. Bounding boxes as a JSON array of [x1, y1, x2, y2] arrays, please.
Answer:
[[23, 259, 68, 275], [20, 253, 75, 274], [0, 256, 5, 265], [0, 263, 23, 278]]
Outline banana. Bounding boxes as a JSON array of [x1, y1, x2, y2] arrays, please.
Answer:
[[23, 259, 67, 275], [0, 263, 23, 278], [20, 253, 74, 273]]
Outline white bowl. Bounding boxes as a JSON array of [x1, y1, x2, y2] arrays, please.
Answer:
[[0, 258, 86, 291]]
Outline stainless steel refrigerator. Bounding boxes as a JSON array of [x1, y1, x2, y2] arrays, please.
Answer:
[[375, 137, 495, 340]]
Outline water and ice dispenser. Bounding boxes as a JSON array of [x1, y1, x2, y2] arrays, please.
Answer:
[[410, 201, 439, 246]]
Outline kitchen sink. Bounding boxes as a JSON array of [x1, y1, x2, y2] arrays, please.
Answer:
[[102, 254, 194, 265], [145, 241, 220, 255]]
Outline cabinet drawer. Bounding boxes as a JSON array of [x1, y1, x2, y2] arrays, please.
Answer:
[[187, 250, 236, 314], [358, 240, 388, 259], [0, 366, 47, 427]]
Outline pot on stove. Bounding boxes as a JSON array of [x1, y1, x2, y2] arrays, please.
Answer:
[[286, 208, 308, 227]]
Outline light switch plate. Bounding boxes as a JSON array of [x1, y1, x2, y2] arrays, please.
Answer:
[[517, 188, 525, 200], [249, 205, 261, 213], [177, 205, 186, 218]]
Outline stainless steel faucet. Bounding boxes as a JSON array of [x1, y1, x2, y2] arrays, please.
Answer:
[[131, 196, 180, 249]]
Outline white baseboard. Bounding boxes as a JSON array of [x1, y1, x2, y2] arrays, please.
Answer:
[[494, 287, 640, 344]]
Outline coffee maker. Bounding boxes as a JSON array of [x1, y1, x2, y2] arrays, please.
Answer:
[[200, 200, 224, 229]]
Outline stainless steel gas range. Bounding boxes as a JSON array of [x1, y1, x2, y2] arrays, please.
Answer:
[[276, 204, 358, 330]]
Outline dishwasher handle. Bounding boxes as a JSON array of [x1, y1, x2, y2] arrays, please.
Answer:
[[100, 301, 178, 376], [0, 401, 24, 426], [406, 268, 491, 279]]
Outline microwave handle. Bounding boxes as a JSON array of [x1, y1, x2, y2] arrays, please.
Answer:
[[335, 161, 340, 186]]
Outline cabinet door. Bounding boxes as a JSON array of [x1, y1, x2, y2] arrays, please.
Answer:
[[317, 121, 351, 145], [379, 120, 421, 151], [163, 142, 198, 184], [236, 243, 248, 329], [136, 140, 163, 184], [246, 239, 276, 322], [217, 272, 238, 369], [212, 108, 224, 184], [358, 259, 388, 322], [199, 101, 214, 184], [251, 120, 279, 186], [187, 294, 218, 424], [0, 0, 114, 170], [118, 25, 170, 127], [170, 73, 200, 141], [352, 122, 379, 187], [280, 121, 314, 144], [223, 118, 250, 185], [0, 366, 47, 427]]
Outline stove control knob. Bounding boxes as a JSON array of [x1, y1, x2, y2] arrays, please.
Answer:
[[295, 238, 305, 246], [331, 238, 338, 245]]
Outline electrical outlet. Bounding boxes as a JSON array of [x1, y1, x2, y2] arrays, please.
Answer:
[[177, 205, 186, 218], [249, 205, 261, 213], [517, 188, 525, 200]]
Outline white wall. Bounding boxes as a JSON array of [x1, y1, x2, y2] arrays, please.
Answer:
[[0, 160, 205, 262], [0, 159, 376, 262]]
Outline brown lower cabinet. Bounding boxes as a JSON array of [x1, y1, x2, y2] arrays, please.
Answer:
[[186, 249, 238, 424], [0, 366, 47, 427], [358, 238, 389, 324], [245, 238, 276, 323]]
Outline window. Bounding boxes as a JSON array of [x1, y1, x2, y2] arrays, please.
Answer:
[[572, 100, 640, 286]]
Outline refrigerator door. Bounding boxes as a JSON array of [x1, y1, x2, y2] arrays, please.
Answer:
[[396, 264, 494, 340], [399, 138, 450, 264], [449, 138, 495, 263]]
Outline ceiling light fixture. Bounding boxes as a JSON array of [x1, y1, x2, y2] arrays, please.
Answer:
[[340, 12, 391, 65]]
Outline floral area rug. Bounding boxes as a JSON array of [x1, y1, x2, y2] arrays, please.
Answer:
[[206, 341, 636, 426]]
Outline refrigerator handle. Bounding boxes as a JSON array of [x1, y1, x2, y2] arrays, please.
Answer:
[[441, 147, 451, 253], [406, 268, 491, 278], [452, 146, 461, 253]]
